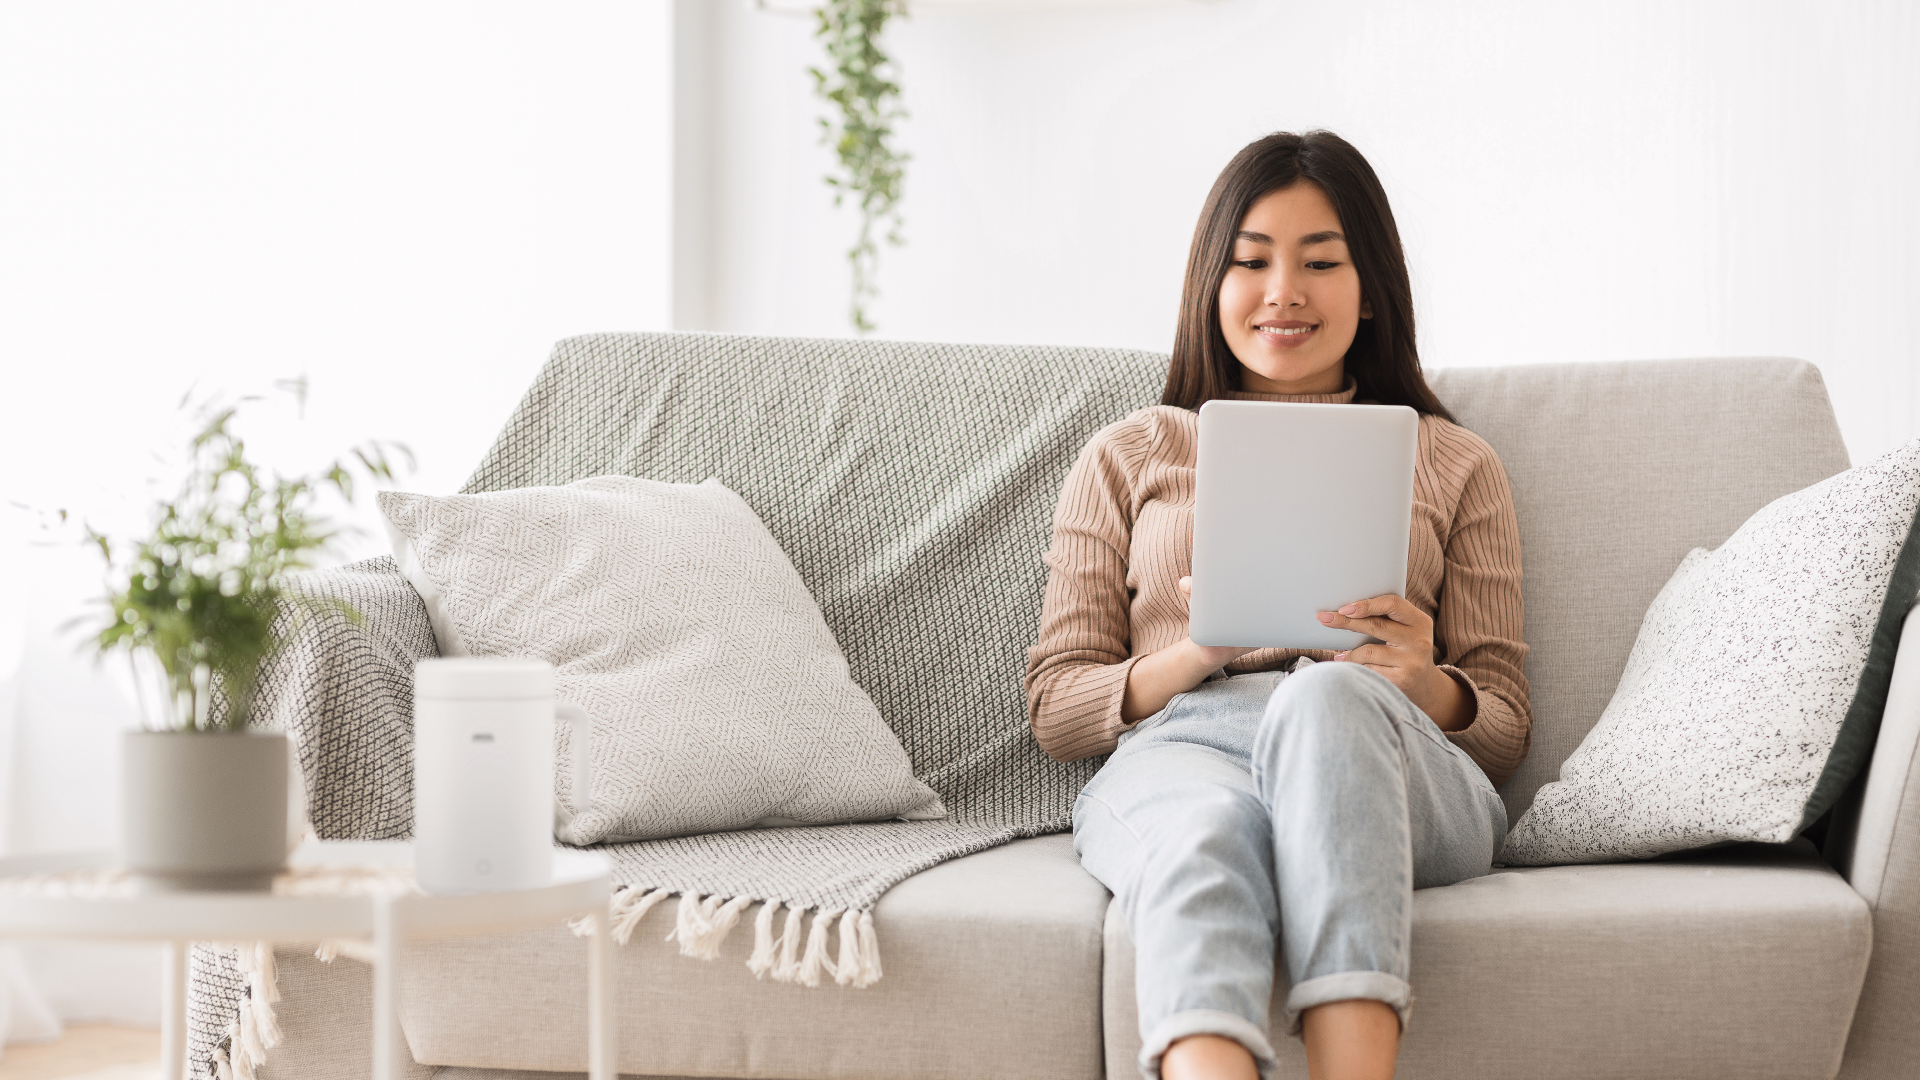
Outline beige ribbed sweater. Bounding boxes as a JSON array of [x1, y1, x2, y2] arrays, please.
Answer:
[[1024, 383, 1532, 785]]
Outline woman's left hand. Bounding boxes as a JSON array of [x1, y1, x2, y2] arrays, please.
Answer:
[[1315, 594, 1474, 731]]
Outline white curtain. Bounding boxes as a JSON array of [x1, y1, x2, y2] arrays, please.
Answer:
[[0, 540, 162, 1036], [0, 681, 61, 1051], [0, 1, 674, 1029], [0, 950, 61, 1049], [0, 535, 63, 1046]]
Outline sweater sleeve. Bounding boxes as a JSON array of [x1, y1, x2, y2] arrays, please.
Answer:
[[1024, 420, 1150, 762], [1432, 434, 1532, 786]]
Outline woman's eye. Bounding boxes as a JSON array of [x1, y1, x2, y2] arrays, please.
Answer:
[[1232, 259, 1267, 269], [1306, 260, 1340, 270]]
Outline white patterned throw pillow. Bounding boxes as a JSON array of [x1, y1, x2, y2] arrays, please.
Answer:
[[378, 477, 946, 844], [1502, 440, 1920, 865]]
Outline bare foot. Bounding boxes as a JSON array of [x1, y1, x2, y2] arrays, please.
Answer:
[[1301, 999, 1400, 1080], [1162, 1034, 1258, 1080]]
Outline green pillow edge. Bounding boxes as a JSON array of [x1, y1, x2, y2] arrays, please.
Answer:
[[1797, 487, 1920, 832]]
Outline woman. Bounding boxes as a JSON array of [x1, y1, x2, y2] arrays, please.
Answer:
[[1025, 131, 1529, 1080]]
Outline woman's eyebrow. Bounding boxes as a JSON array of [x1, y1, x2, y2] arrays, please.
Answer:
[[1233, 229, 1345, 246]]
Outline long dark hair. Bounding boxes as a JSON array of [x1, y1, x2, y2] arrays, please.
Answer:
[[1161, 130, 1454, 422]]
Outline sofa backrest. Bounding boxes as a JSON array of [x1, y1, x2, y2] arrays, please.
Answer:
[[1431, 359, 1849, 821], [469, 336, 1851, 825]]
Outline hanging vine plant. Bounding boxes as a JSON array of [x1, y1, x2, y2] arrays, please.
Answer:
[[811, 0, 908, 334]]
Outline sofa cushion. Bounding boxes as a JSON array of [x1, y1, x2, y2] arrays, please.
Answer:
[[252, 947, 435, 1080], [1429, 360, 1851, 824], [1102, 840, 1871, 1080], [1503, 440, 1920, 864], [396, 835, 1109, 1080]]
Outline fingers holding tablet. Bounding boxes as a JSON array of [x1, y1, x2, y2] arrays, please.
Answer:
[[1318, 595, 1472, 730], [1319, 594, 1422, 635], [1319, 595, 1427, 659]]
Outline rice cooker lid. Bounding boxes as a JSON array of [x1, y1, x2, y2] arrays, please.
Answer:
[[414, 657, 554, 700]]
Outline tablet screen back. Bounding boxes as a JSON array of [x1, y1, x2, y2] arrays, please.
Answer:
[[1189, 400, 1418, 650]]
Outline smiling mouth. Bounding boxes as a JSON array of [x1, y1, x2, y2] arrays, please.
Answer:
[[1257, 324, 1317, 337]]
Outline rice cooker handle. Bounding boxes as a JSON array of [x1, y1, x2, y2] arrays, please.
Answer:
[[555, 702, 593, 816]]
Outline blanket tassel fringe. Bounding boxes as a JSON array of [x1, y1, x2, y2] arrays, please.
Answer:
[[573, 888, 881, 988], [211, 942, 283, 1080]]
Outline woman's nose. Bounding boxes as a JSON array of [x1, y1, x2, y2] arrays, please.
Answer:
[[1265, 268, 1305, 308]]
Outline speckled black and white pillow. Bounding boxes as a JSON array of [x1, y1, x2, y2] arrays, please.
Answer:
[[1502, 439, 1920, 865]]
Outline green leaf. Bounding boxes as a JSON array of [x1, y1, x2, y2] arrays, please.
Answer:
[[82, 385, 413, 731], [813, 0, 908, 334]]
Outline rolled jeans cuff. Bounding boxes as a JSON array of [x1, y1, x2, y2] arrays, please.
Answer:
[[1283, 971, 1413, 1037], [1139, 1008, 1278, 1080]]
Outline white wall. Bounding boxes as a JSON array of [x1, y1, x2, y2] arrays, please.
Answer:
[[0, 0, 673, 1025], [688, 0, 1920, 464]]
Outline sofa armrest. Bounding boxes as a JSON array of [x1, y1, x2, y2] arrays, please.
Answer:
[[1830, 600, 1920, 1077], [254, 556, 437, 841]]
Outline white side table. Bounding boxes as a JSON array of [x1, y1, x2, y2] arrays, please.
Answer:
[[0, 840, 615, 1080]]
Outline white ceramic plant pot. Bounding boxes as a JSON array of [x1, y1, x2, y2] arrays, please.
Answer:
[[122, 730, 290, 892]]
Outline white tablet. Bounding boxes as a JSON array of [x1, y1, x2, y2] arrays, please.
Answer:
[[1188, 399, 1418, 650]]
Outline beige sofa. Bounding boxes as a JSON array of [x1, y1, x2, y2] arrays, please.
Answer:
[[243, 336, 1919, 1080]]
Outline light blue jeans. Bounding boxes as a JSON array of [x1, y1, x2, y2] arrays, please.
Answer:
[[1072, 661, 1508, 1080]]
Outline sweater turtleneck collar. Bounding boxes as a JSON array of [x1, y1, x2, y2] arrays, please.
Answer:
[[1221, 376, 1359, 406]]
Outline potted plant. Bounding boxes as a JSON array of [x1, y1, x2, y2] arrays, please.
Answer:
[[89, 387, 404, 891]]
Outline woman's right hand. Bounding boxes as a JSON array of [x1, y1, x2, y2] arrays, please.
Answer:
[[1119, 577, 1259, 724]]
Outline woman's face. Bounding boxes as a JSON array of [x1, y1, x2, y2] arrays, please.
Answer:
[[1217, 182, 1370, 395]]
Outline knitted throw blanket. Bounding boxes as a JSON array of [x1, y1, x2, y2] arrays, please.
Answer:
[[188, 332, 1164, 1078]]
